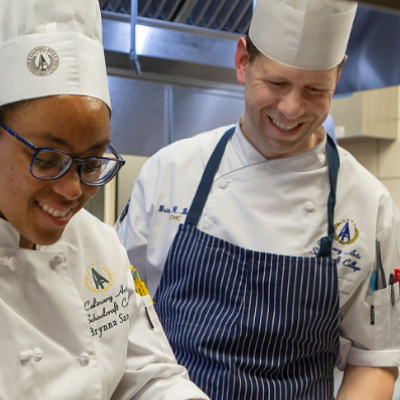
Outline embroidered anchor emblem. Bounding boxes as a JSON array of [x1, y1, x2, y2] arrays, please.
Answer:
[[84, 264, 114, 294], [92, 268, 109, 290], [170, 215, 181, 222], [334, 219, 359, 245]]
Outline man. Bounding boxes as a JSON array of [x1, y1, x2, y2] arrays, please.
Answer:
[[117, 0, 400, 398], [0, 0, 209, 398]]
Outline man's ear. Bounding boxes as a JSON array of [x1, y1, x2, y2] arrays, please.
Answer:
[[235, 37, 250, 86]]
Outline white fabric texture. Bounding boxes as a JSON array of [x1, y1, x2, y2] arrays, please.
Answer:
[[0, 0, 110, 108], [116, 121, 400, 369], [249, 0, 357, 70], [0, 209, 209, 400]]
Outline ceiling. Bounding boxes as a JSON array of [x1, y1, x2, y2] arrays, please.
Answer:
[[101, 0, 400, 95], [99, 0, 254, 34]]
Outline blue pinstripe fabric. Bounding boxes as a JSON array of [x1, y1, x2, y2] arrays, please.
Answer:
[[156, 227, 339, 399], [154, 130, 341, 399]]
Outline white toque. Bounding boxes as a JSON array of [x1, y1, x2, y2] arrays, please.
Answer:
[[249, 0, 358, 70], [0, 0, 111, 109]]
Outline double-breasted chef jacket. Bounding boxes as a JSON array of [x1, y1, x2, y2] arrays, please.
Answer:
[[0, 208, 209, 400], [117, 120, 400, 370]]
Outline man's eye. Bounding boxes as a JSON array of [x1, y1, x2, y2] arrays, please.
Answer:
[[268, 81, 283, 86]]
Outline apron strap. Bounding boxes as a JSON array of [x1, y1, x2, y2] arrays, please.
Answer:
[[185, 127, 235, 227], [318, 134, 340, 258], [185, 126, 340, 258]]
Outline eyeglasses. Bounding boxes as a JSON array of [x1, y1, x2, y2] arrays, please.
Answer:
[[0, 121, 125, 186]]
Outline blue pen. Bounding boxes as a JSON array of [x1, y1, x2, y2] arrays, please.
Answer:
[[371, 271, 376, 291]]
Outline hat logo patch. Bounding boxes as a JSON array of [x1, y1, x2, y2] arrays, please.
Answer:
[[27, 46, 59, 76]]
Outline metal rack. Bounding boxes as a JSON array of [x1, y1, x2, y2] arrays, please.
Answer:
[[100, 0, 253, 34]]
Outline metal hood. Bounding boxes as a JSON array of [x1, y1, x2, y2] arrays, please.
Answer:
[[101, 0, 400, 94]]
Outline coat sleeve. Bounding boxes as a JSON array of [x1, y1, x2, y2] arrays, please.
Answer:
[[116, 169, 150, 287], [111, 264, 210, 400], [337, 198, 400, 369]]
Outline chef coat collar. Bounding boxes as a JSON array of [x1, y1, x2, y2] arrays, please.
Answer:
[[233, 117, 328, 171], [0, 216, 64, 251], [0, 217, 22, 249]]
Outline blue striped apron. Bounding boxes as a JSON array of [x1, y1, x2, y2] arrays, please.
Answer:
[[155, 128, 340, 399]]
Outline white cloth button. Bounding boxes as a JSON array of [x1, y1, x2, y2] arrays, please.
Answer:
[[20, 350, 33, 361], [33, 348, 43, 362], [0, 256, 18, 271], [304, 201, 315, 212], [79, 352, 90, 365], [49, 254, 64, 269], [219, 181, 229, 190]]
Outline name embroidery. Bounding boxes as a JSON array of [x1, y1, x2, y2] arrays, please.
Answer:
[[85, 284, 130, 338], [158, 205, 188, 216], [310, 241, 361, 272]]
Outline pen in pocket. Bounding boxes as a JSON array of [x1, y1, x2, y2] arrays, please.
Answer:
[[376, 239, 387, 289], [390, 273, 395, 307]]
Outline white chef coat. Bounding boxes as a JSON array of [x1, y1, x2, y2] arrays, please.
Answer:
[[116, 121, 400, 370], [0, 208, 209, 400]]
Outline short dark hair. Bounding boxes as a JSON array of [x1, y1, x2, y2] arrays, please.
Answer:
[[245, 35, 261, 64], [245, 35, 346, 72], [0, 100, 29, 124]]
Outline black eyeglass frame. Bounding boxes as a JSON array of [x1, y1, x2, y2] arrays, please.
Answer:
[[0, 121, 125, 187]]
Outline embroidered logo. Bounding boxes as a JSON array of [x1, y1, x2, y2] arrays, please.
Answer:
[[27, 46, 59, 76], [119, 199, 130, 224], [84, 264, 114, 294], [334, 219, 359, 245]]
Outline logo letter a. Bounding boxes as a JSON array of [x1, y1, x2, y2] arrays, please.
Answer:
[[92, 268, 109, 289], [338, 222, 351, 243]]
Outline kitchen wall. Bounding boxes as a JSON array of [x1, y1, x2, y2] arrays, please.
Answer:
[[340, 136, 400, 208], [107, 72, 246, 217]]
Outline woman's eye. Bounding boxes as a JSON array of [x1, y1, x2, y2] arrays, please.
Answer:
[[34, 158, 59, 170], [83, 161, 102, 174]]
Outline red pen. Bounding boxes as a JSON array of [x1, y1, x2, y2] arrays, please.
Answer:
[[395, 268, 399, 284]]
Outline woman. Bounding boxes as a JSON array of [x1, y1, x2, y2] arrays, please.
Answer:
[[0, 0, 208, 399]]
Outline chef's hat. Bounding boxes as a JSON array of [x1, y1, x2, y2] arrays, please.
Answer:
[[249, 0, 357, 70], [0, 0, 111, 109]]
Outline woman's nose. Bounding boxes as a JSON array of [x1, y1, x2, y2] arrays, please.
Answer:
[[50, 167, 83, 200]]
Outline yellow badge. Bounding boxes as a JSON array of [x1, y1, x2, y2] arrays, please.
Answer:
[[334, 219, 359, 245], [130, 265, 154, 303], [84, 264, 114, 294]]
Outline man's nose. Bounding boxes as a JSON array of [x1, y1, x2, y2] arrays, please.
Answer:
[[277, 90, 304, 120]]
